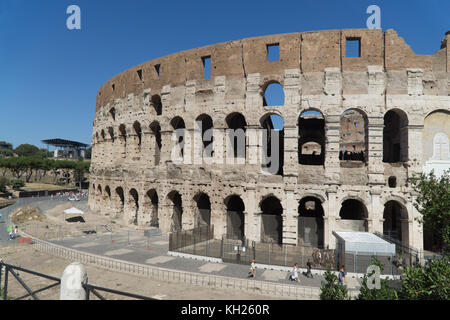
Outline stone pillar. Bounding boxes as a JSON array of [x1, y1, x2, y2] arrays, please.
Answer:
[[324, 113, 341, 184], [370, 187, 384, 234], [160, 130, 173, 165], [407, 124, 424, 179], [245, 188, 259, 242], [60, 262, 87, 300], [282, 189, 298, 246], [141, 130, 153, 167], [367, 116, 385, 185], [325, 188, 339, 249]]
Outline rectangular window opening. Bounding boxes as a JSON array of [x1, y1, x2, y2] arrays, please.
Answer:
[[112, 84, 115, 91], [137, 69, 143, 81], [267, 43, 279, 62], [346, 38, 361, 58], [202, 56, 211, 80], [155, 64, 161, 79]]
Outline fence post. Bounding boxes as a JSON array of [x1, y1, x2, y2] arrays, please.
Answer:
[[3, 266, 9, 301], [60, 262, 88, 300]]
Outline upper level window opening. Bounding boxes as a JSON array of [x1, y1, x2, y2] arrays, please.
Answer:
[[137, 69, 143, 81], [267, 43, 279, 62], [202, 56, 211, 80], [263, 82, 284, 106], [346, 38, 361, 58], [155, 64, 161, 79]]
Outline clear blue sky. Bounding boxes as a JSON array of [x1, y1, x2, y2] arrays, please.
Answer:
[[0, 0, 448, 149]]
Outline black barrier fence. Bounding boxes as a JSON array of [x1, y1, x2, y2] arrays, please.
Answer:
[[168, 224, 220, 258], [221, 238, 336, 270], [169, 227, 418, 275]]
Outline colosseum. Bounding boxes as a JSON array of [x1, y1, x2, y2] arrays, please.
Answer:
[[89, 29, 450, 255]]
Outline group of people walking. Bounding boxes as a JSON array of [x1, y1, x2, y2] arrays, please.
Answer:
[[7, 225, 18, 240], [288, 260, 314, 282]]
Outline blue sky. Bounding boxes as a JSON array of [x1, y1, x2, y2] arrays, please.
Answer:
[[0, 0, 448, 149]]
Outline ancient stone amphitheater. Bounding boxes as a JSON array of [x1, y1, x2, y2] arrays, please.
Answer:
[[89, 29, 450, 253]]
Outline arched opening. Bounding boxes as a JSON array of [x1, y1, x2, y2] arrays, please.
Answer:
[[168, 191, 183, 232], [96, 185, 102, 207], [151, 94, 162, 115], [108, 127, 115, 143], [298, 197, 324, 248], [423, 110, 450, 179], [133, 121, 142, 150], [383, 200, 409, 245], [101, 130, 105, 142], [263, 82, 284, 106], [339, 199, 368, 232], [225, 195, 245, 241], [260, 196, 283, 245], [146, 189, 159, 227], [128, 189, 139, 225], [298, 110, 325, 165], [196, 114, 214, 158], [194, 193, 211, 227], [171, 117, 186, 158], [115, 187, 125, 218], [150, 121, 162, 165], [109, 107, 116, 121], [119, 124, 127, 158], [260, 114, 284, 175], [383, 109, 408, 163], [226, 113, 247, 160], [339, 109, 367, 162], [104, 186, 111, 210]]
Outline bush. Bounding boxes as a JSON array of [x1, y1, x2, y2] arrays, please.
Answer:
[[0, 176, 9, 192], [357, 257, 399, 300], [320, 266, 350, 300], [11, 179, 25, 190], [399, 255, 450, 300]]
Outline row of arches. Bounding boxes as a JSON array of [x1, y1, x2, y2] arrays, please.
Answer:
[[91, 184, 410, 247], [93, 108, 410, 170]]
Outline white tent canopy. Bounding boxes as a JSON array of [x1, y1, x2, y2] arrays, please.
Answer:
[[64, 207, 84, 215]]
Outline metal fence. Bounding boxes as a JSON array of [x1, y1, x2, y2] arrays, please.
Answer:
[[0, 261, 153, 300], [221, 238, 336, 270], [169, 224, 220, 257]]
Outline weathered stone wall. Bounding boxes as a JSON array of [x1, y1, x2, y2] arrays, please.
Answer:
[[89, 29, 450, 253]]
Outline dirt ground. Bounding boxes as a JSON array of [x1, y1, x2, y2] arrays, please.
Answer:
[[15, 202, 134, 240], [0, 244, 291, 300]]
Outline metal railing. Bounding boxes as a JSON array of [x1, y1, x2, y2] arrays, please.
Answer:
[[0, 261, 153, 300]]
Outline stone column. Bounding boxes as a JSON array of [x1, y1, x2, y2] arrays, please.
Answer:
[[367, 116, 385, 185], [325, 188, 339, 249], [282, 189, 298, 246]]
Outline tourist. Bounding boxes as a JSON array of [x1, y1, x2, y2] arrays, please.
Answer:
[[248, 259, 256, 278], [289, 263, 299, 282], [338, 265, 346, 285], [306, 259, 313, 278]]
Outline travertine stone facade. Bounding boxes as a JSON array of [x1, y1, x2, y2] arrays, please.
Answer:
[[89, 29, 450, 253]]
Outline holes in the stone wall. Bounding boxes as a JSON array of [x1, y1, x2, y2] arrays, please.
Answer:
[[226, 113, 247, 159], [339, 109, 367, 162], [202, 56, 211, 80], [155, 64, 161, 79], [263, 82, 284, 106], [346, 37, 361, 58], [112, 83, 116, 91], [267, 43, 280, 62], [133, 121, 142, 149], [260, 113, 284, 175], [137, 69, 143, 81], [388, 176, 397, 188]]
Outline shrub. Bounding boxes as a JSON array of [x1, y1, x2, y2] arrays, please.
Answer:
[[320, 266, 350, 300], [11, 179, 25, 190]]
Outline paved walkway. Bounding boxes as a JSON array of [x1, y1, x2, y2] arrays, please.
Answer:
[[0, 196, 361, 292]]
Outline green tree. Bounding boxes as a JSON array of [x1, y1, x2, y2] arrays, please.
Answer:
[[320, 266, 350, 300], [399, 255, 450, 300], [11, 179, 25, 190], [73, 161, 90, 188], [14, 144, 41, 157], [357, 257, 399, 300], [410, 170, 450, 253], [0, 176, 9, 192]]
